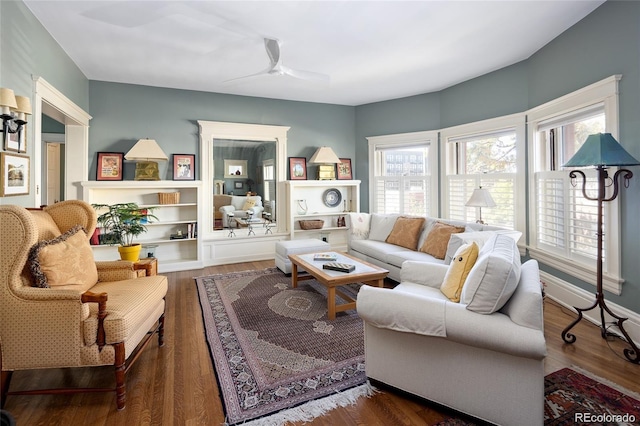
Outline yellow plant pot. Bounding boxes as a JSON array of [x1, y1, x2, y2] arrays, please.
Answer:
[[118, 244, 141, 262]]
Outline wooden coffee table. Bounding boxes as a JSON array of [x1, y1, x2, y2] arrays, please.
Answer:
[[288, 251, 389, 320]]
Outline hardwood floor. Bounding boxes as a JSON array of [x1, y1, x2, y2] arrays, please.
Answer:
[[3, 260, 640, 425]]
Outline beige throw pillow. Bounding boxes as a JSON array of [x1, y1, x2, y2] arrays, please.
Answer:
[[419, 222, 465, 259], [385, 216, 425, 250], [28, 225, 98, 293], [440, 242, 479, 302]]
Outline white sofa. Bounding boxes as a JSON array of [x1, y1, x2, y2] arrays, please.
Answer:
[[219, 195, 264, 228], [347, 212, 516, 282], [357, 234, 546, 426]]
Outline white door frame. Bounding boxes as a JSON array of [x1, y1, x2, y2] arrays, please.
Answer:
[[32, 76, 91, 206]]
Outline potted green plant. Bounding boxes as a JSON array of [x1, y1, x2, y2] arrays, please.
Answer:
[[92, 202, 158, 261]]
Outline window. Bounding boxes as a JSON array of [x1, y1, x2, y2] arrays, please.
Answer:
[[367, 131, 438, 216], [528, 75, 622, 293], [441, 114, 525, 231]]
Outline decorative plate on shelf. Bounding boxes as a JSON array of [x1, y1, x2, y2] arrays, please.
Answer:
[[322, 188, 342, 208]]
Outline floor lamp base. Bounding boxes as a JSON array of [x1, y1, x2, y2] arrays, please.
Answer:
[[561, 293, 640, 364]]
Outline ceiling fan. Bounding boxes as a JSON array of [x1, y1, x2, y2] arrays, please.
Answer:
[[225, 38, 330, 84]]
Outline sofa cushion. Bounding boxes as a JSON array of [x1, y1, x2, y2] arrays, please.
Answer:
[[441, 242, 479, 302], [444, 230, 522, 265], [368, 214, 400, 241], [419, 221, 465, 259], [385, 249, 442, 268], [385, 216, 425, 249], [28, 225, 98, 292], [350, 239, 410, 264], [500, 260, 543, 330], [461, 234, 521, 314]]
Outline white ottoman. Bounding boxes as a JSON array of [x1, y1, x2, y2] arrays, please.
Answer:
[[275, 239, 331, 274]]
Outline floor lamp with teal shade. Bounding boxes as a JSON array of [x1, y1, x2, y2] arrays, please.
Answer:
[[561, 133, 640, 364]]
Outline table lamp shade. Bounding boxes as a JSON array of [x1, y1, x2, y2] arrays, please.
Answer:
[[563, 133, 640, 167], [125, 138, 168, 161], [309, 146, 341, 164], [465, 188, 496, 208]]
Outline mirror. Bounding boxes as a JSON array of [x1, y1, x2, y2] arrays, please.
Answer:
[[198, 121, 289, 240]]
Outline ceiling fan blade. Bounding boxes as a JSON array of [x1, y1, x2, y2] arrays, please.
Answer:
[[264, 38, 281, 67], [280, 65, 330, 83], [222, 65, 274, 84]]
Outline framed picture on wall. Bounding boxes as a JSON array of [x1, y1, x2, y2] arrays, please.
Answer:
[[3, 126, 26, 153], [234, 181, 243, 189], [288, 157, 307, 180], [173, 154, 195, 180], [0, 152, 29, 196], [96, 152, 124, 181], [337, 158, 353, 180]]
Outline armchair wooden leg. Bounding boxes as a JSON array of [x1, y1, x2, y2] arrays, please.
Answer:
[[114, 342, 126, 410], [158, 313, 165, 347], [1, 371, 12, 409]]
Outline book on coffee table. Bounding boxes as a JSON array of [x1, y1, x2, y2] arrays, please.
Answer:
[[322, 262, 355, 273], [313, 253, 338, 261]]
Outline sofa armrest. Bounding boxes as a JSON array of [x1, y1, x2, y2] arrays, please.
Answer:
[[220, 205, 235, 215], [400, 261, 448, 288], [96, 261, 137, 281], [357, 286, 446, 337]]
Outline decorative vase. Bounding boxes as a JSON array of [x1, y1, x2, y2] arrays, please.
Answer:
[[118, 244, 141, 262], [296, 200, 308, 215]]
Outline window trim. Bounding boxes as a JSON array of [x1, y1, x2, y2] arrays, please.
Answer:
[[367, 131, 438, 216], [527, 75, 623, 294], [439, 113, 526, 234]]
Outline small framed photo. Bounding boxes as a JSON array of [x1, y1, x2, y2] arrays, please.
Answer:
[[173, 154, 195, 180], [3, 125, 26, 153], [234, 181, 243, 189], [0, 152, 30, 196], [289, 157, 307, 180], [96, 152, 124, 181], [337, 158, 353, 180]]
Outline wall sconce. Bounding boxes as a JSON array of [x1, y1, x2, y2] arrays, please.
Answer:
[[309, 146, 341, 180], [1, 88, 32, 149], [125, 138, 168, 180], [465, 186, 496, 224]]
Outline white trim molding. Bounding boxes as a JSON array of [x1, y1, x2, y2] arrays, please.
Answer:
[[541, 270, 640, 346]]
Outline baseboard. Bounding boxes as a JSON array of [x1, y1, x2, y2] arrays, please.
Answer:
[[540, 271, 640, 344]]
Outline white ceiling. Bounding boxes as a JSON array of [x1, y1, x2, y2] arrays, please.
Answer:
[[24, 1, 605, 106]]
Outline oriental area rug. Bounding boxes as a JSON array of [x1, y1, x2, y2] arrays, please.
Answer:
[[195, 268, 373, 426]]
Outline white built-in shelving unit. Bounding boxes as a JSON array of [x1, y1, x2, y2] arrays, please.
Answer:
[[286, 180, 360, 250], [81, 181, 203, 273]]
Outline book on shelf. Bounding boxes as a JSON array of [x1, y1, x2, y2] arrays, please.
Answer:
[[322, 262, 355, 273], [313, 253, 338, 261]]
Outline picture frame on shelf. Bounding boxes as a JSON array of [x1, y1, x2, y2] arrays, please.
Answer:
[[173, 153, 195, 180], [337, 158, 353, 180], [96, 152, 124, 181], [0, 152, 29, 196], [289, 157, 307, 180]]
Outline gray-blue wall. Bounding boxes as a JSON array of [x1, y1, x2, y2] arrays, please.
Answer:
[[88, 82, 355, 180], [354, 1, 640, 310], [0, 0, 88, 206], [4, 0, 640, 312]]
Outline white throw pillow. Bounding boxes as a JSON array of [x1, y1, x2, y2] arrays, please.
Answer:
[[460, 234, 521, 314], [368, 214, 400, 241], [444, 230, 523, 265]]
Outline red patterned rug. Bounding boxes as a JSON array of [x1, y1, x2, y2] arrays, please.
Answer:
[[195, 268, 372, 425], [436, 367, 640, 425], [544, 367, 639, 425]]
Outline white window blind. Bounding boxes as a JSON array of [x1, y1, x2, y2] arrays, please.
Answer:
[[445, 128, 518, 229], [371, 140, 432, 216]]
